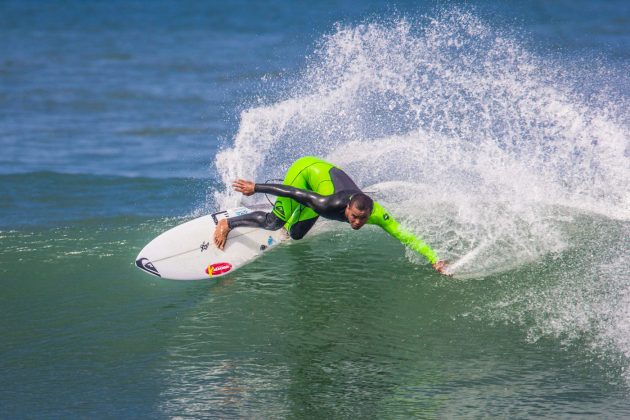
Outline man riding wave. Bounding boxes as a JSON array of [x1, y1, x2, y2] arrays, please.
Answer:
[[214, 156, 448, 274]]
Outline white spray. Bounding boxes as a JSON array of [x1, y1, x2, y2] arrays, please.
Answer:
[[213, 8, 630, 379]]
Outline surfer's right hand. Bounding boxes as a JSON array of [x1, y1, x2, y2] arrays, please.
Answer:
[[232, 179, 255, 196], [432, 260, 451, 276]]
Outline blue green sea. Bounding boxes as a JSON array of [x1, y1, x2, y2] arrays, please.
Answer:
[[2, 1, 629, 417]]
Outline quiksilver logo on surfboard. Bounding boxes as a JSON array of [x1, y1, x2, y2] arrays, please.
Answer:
[[136, 258, 161, 277]]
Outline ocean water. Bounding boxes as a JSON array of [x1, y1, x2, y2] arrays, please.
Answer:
[[2, 0, 629, 417]]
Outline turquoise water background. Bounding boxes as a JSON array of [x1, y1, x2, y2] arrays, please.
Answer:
[[2, 1, 629, 417]]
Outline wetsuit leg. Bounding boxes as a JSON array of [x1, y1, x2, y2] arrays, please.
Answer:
[[288, 216, 319, 239], [272, 157, 336, 237]]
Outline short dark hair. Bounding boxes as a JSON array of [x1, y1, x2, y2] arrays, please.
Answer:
[[349, 193, 373, 213]]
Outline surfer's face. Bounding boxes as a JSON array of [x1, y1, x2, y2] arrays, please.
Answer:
[[345, 204, 369, 230]]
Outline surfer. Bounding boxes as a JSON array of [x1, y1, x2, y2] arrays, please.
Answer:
[[214, 156, 448, 274]]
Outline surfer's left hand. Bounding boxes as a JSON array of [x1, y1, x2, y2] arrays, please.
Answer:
[[214, 219, 230, 250], [432, 260, 451, 276]]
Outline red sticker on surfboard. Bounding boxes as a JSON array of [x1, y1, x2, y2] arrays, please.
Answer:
[[206, 262, 232, 277]]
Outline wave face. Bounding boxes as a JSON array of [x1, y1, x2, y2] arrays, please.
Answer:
[[213, 10, 630, 378], [215, 10, 628, 270]]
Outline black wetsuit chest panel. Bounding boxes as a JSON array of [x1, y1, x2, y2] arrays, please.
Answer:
[[329, 167, 361, 191]]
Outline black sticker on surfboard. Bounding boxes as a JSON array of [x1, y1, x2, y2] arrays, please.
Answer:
[[136, 258, 161, 277], [211, 210, 228, 225]]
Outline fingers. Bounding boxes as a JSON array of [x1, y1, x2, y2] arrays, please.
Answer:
[[432, 260, 451, 276], [213, 232, 225, 250], [232, 179, 254, 196], [232, 179, 249, 192], [232, 179, 245, 192], [213, 220, 229, 250], [214, 232, 225, 249]]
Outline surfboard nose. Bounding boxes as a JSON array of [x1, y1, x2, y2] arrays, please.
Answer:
[[135, 256, 161, 277]]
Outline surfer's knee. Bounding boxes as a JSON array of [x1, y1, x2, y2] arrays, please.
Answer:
[[264, 212, 285, 230], [288, 217, 317, 240]]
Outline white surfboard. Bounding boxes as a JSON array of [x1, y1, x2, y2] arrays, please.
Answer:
[[135, 206, 288, 280]]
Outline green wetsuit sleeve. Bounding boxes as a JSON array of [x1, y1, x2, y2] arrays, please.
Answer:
[[367, 202, 439, 264]]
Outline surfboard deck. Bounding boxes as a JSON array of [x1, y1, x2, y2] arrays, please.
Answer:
[[135, 206, 288, 280]]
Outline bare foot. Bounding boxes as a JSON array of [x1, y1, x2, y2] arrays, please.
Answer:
[[214, 219, 230, 250]]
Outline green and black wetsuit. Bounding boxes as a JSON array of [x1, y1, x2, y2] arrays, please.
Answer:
[[227, 156, 439, 264]]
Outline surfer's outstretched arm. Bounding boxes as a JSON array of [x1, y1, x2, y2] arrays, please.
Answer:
[[367, 202, 449, 274], [232, 179, 329, 213]]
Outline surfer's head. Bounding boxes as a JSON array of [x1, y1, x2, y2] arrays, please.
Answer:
[[346, 193, 373, 230]]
